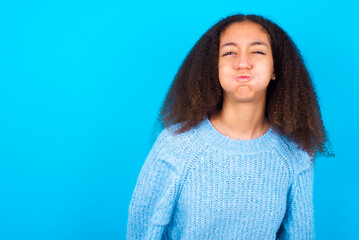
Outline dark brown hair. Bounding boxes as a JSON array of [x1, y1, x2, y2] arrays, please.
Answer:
[[159, 14, 332, 157]]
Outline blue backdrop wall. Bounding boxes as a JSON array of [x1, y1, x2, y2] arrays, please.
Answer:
[[1, 0, 358, 239]]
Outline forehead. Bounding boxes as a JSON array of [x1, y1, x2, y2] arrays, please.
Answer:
[[220, 21, 270, 45]]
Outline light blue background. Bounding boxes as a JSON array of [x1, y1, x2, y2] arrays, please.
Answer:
[[0, 0, 358, 239]]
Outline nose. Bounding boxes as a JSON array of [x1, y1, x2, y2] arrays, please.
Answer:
[[235, 53, 252, 69]]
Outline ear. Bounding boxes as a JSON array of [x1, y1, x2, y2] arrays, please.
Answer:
[[271, 72, 276, 81]]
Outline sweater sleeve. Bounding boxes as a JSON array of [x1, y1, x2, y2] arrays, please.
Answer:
[[127, 131, 181, 240], [278, 151, 315, 240]]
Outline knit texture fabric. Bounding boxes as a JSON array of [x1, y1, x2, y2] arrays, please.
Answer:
[[127, 118, 314, 239]]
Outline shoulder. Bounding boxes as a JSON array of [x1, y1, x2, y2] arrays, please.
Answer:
[[148, 123, 204, 174], [273, 131, 313, 175], [154, 123, 201, 153]]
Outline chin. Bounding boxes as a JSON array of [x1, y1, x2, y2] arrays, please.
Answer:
[[236, 98, 256, 103]]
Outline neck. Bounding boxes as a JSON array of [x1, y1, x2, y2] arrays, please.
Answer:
[[210, 100, 269, 140]]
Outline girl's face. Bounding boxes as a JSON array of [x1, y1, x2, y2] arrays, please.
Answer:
[[218, 21, 275, 105]]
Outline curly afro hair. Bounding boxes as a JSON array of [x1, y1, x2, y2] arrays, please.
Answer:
[[159, 14, 332, 157]]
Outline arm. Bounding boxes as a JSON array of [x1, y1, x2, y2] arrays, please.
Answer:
[[278, 163, 315, 239], [127, 133, 181, 240]]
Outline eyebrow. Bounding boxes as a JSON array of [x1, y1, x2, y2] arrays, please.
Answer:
[[220, 41, 269, 49]]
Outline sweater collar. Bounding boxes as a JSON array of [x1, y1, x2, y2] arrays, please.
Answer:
[[195, 118, 278, 154]]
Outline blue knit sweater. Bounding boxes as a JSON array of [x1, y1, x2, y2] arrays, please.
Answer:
[[127, 118, 314, 239]]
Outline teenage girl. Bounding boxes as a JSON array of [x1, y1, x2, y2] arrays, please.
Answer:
[[127, 14, 330, 239]]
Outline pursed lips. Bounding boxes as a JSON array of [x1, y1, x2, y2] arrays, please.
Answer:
[[235, 75, 252, 81]]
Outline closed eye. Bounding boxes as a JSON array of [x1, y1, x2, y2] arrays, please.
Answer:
[[253, 51, 265, 55], [222, 51, 236, 56]]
